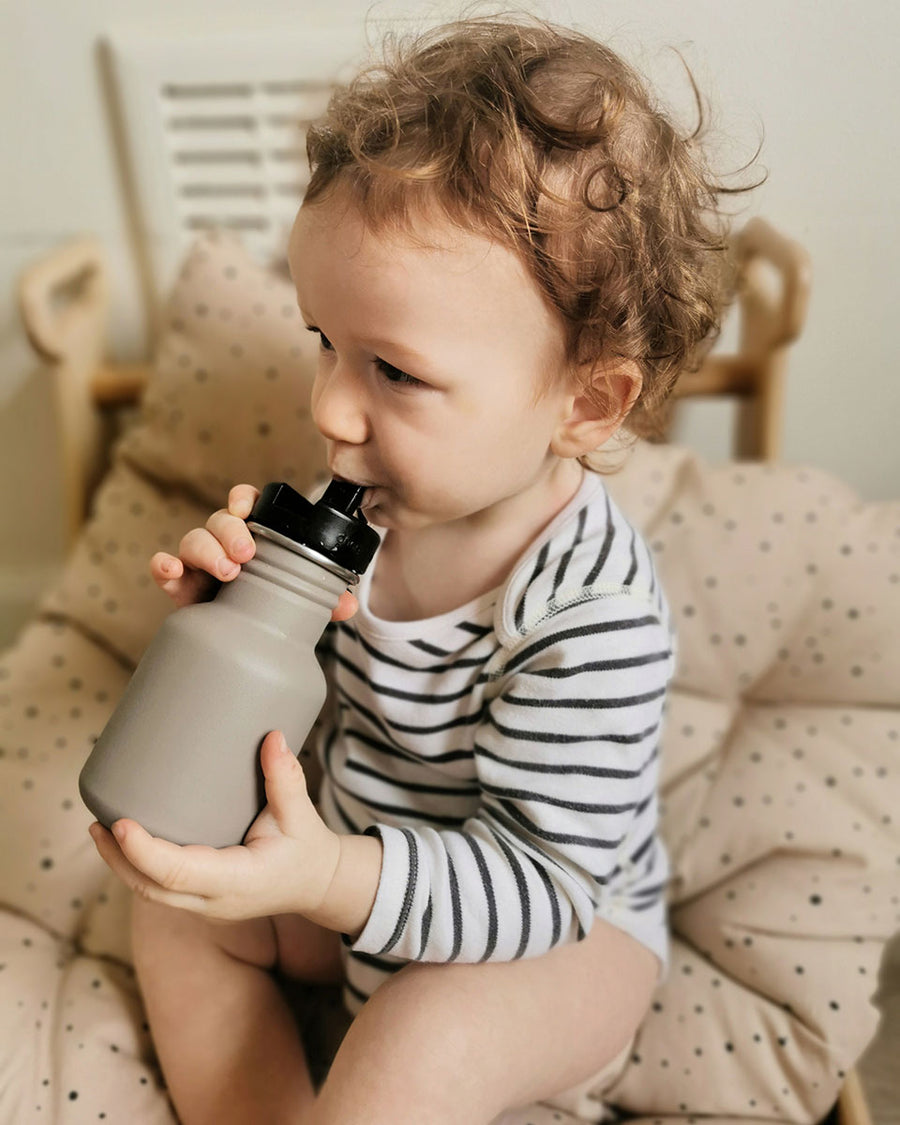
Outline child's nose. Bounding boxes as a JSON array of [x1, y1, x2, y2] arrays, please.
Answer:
[[311, 364, 369, 446]]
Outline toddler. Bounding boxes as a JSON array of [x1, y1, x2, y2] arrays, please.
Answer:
[[90, 15, 732, 1125]]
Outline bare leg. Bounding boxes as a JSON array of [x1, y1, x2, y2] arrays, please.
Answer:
[[131, 896, 342, 1125], [308, 917, 660, 1125]]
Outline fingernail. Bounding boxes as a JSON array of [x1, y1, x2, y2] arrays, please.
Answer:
[[218, 558, 239, 578], [112, 822, 126, 841], [277, 732, 289, 754], [234, 537, 253, 556]]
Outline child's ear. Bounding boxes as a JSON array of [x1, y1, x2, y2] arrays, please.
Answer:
[[551, 360, 643, 459]]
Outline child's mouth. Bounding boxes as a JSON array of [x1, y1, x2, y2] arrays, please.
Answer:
[[332, 473, 369, 488], [331, 473, 384, 510]]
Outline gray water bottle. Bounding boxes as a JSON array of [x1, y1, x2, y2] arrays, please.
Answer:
[[79, 479, 379, 848]]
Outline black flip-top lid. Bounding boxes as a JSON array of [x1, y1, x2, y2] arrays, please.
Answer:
[[247, 480, 380, 576]]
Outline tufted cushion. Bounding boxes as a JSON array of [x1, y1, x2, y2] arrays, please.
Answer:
[[1, 231, 897, 1124], [113, 228, 326, 511], [599, 443, 898, 1122]]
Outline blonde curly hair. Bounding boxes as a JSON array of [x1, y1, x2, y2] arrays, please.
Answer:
[[305, 16, 754, 450]]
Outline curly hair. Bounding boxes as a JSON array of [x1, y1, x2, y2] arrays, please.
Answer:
[[304, 16, 753, 451]]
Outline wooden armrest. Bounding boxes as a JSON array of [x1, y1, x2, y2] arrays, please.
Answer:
[[18, 237, 110, 364], [672, 356, 758, 399], [733, 215, 812, 350], [18, 238, 151, 408], [17, 237, 114, 544], [669, 216, 812, 461]]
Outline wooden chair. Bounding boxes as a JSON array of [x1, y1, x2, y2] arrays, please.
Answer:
[[17, 218, 874, 1125]]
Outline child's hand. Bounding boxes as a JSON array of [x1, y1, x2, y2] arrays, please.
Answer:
[[88, 730, 343, 924], [150, 484, 358, 621]]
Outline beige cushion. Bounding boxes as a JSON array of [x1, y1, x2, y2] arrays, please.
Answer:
[[114, 228, 327, 510], [600, 444, 898, 1121], [1, 230, 896, 1124]]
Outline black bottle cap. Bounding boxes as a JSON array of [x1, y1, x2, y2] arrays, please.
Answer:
[[247, 480, 380, 576]]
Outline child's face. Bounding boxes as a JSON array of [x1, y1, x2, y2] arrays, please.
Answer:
[[288, 189, 579, 532]]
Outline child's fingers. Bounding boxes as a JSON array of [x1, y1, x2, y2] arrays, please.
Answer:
[[107, 818, 251, 902], [149, 552, 217, 607], [148, 482, 259, 607], [149, 552, 209, 607], [177, 525, 245, 581], [88, 822, 209, 912], [228, 483, 260, 519], [205, 509, 256, 568], [150, 551, 183, 584]]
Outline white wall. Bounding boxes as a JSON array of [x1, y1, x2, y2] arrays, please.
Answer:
[[1, 0, 897, 644]]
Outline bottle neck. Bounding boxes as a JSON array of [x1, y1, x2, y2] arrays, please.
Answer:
[[213, 536, 351, 640]]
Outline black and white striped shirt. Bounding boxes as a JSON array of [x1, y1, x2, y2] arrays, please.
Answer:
[[314, 469, 675, 1012]]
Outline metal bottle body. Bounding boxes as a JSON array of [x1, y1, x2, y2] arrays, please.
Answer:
[[79, 534, 349, 848]]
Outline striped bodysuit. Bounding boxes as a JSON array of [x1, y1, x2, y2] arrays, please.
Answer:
[[313, 469, 676, 1015]]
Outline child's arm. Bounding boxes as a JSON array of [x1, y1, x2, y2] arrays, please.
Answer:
[[342, 593, 675, 964]]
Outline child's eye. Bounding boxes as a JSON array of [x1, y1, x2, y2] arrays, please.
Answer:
[[305, 327, 422, 387], [306, 325, 334, 351], [375, 358, 422, 387]]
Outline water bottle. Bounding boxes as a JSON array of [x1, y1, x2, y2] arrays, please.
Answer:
[[79, 479, 379, 848]]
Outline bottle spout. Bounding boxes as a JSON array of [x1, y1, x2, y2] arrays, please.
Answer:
[[248, 479, 379, 575], [320, 478, 367, 518]]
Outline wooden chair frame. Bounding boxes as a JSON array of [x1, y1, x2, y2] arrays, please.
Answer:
[[17, 219, 874, 1125]]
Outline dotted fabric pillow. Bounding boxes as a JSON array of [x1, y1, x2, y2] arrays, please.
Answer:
[[115, 229, 327, 507], [39, 465, 214, 668], [598, 441, 900, 1123]]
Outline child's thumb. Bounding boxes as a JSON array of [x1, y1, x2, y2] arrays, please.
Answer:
[[260, 730, 311, 833]]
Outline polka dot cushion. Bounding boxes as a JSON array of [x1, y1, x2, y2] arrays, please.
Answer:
[[0, 619, 131, 945], [599, 441, 899, 1122], [0, 910, 174, 1123], [113, 228, 327, 510], [1, 230, 897, 1123], [38, 465, 214, 668]]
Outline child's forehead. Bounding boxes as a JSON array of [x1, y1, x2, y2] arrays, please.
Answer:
[[291, 177, 502, 259], [290, 211, 526, 303], [288, 186, 566, 359]]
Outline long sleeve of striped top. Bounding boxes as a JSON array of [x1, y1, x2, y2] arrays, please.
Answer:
[[314, 470, 676, 991]]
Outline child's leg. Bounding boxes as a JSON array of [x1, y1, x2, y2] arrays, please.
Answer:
[[309, 916, 660, 1125], [131, 896, 342, 1125]]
